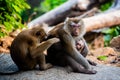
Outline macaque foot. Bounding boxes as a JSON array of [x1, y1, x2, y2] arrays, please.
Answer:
[[39, 63, 53, 70], [74, 66, 97, 74], [46, 63, 53, 69], [84, 69, 97, 74], [88, 60, 97, 66]]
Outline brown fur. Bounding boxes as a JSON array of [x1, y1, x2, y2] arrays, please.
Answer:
[[46, 18, 97, 74], [0, 24, 59, 75], [10, 25, 59, 71]]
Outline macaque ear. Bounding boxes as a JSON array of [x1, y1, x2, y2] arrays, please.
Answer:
[[39, 23, 44, 27], [35, 23, 45, 28], [78, 20, 84, 27], [64, 17, 70, 24]]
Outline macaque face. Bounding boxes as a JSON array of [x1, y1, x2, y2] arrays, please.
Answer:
[[31, 27, 47, 42], [68, 21, 81, 36]]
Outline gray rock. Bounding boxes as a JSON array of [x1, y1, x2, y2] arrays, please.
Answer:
[[0, 53, 120, 80]]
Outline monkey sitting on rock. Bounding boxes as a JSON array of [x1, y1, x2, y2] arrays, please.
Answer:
[[0, 24, 59, 75], [46, 18, 97, 74]]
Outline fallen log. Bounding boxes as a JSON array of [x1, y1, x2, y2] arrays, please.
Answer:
[[28, 0, 110, 28], [82, 10, 120, 32], [28, 0, 78, 28]]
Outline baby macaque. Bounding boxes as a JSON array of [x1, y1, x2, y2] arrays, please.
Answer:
[[46, 18, 97, 74]]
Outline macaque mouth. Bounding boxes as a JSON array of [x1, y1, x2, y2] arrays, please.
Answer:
[[74, 33, 79, 36], [72, 31, 79, 36]]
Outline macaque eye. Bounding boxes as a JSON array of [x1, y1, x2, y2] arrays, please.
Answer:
[[70, 23, 80, 28], [70, 22, 76, 27], [36, 31, 41, 36]]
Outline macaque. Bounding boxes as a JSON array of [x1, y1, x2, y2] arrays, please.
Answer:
[[46, 18, 97, 74], [0, 24, 59, 75]]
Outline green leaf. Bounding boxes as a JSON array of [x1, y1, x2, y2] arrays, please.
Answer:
[[100, 1, 113, 11], [0, 0, 30, 37], [4, 22, 13, 32], [102, 28, 114, 34], [0, 32, 6, 38], [104, 35, 112, 42], [97, 56, 108, 61], [40, 0, 67, 13], [102, 26, 120, 46], [12, 4, 21, 13]]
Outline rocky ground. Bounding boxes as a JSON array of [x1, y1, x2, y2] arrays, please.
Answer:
[[0, 53, 120, 80]]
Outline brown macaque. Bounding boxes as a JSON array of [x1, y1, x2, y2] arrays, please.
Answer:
[[46, 18, 97, 74], [0, 24, 59, 75]]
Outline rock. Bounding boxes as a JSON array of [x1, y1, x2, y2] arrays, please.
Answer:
[[110, 35, 120, 52], [0, 53, 120, 80]]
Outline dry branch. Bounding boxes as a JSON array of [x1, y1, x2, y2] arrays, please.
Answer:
[[75, 8, 99, 19]]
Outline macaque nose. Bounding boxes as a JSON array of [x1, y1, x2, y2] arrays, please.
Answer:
[[75, 29, 79, 33], [76, 24, 79, 27]]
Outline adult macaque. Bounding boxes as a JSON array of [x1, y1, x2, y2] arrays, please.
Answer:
[[0, 24, 59, 75], [46, 18, 97, 74]]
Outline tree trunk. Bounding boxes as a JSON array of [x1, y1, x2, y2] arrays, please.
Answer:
[[28, 0, 78, 28]]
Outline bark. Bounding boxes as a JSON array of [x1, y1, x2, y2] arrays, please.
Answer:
[[82, 10, 120, 32]]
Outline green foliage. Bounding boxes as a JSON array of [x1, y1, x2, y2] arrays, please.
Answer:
[[97, 56, 108, 61], [100, 0, 120, 46], [0, 0, 30, 38], [41, 0, 67, 12], [102, 26, 120, 46], [37, 0, 67, 15], [100, 0, 113, 11]]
